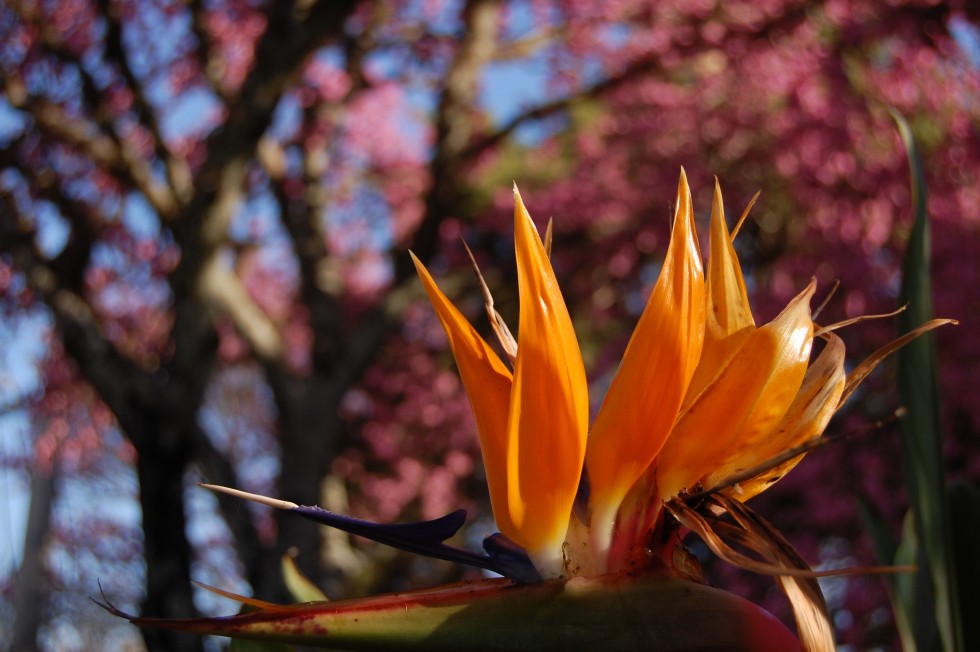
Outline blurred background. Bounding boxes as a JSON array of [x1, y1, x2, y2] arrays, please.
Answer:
[[0, 1, 978, 650]]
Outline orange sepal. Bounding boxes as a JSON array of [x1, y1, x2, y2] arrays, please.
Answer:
[[712, 332, 846, 501], [656, 282, 815, 499], [507, 187, 588, 573], [684, 181, 756, 399], [586, 169, 705, 557], [706, 179, 754, 342], [411, 252, 517, 540]]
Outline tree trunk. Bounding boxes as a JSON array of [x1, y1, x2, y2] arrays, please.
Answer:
[[135, 417, 203, 652], [270, 372, 338, 598], [10, 464, 56, 652]]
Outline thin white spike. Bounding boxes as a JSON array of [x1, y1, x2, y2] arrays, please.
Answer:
[[199, 483, 299, 510]]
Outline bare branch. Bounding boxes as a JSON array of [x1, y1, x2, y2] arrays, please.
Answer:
[[10, 466, 56, 651], [170, 0, 360, 296], [3, 83, 179, 220], [0, 191, 153, 441], [21, 164, 101, 294], [199, 257, 284, 363], [5, 1, 181, 219], [493, 28, 558, 61], [342, 4, 386, 93], [266, 102, 351, 372], [465, 1, 818, 163], [174, 0, 361, 376], [184, 0, 232, 101], [462, 56, 663, 161], [1, 134, 103, 291], [0, 391, 34, 418], [395, 0, 503, 279], [324, 0, 508, 420], [97, 0, 193, 203]]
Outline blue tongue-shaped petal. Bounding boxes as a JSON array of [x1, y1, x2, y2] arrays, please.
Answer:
[[482, 533, 542, 583], [297, 505, 467, 542], [291, 505, 498, 571], [200, 484, 540, 583]]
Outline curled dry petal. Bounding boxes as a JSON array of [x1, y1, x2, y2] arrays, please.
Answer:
[[462, 240, 518, 365], [840, 317, 956, 406], [717, 496, 835, 652], [666, 497, 834, 652]]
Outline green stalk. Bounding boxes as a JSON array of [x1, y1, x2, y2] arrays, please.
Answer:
[[116, 574, 800, 652]]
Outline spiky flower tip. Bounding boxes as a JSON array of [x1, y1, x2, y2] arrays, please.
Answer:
[[408, 170, 948, 650], [416, 171, 946, 578], [105, 171, 951, 652]]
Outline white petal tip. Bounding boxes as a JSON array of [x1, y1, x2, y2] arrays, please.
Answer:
[[199, 483, 299, 510]]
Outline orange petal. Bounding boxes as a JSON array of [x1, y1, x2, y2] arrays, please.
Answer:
[[411, 253, 517, 540], [683, 180, 756, 402], [706, 179, 754, 342], [656, 281, 815, 500], [715, 332, 846, 501], [586, 169, 705, 556], [507, 187, 588, 574]]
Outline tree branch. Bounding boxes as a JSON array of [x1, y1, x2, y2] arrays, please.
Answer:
[[395, 0, 503, 279], [169, 0, 359, 297], [4, 0, 180, 219], [16, 157, 101, 294], [97, 0, 193, 204], [0, 191, 154, 444], [462, 55, 663, 161], [200, 257, 285, 363], [161, 0, 360, 384], [10, 461, 57, 652], [3, 84, 179, 219], [184, 0, 232, 102], [264, 102, 353, 373]]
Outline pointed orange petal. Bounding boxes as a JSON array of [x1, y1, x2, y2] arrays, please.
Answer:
[[706, 179, 754, 342], [683, 180, 756, 401], [715, 333, 846, 501], [506, 187, 588, 574], [411, 253, 517, 540], [586, 169, 705, 555], [656, 282, 815, 500]]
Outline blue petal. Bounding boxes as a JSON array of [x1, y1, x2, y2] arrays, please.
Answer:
[[291, 506, 526, 578], [483, 533, 542, 583]]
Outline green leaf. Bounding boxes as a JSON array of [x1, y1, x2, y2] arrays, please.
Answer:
[[856, 496, 897, 570], [857, 498, 916, 650], [892, 110, 963, 652], [119, 574, 801, 651], [896, 513, 933, 652]]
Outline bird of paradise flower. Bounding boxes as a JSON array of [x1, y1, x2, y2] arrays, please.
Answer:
[[103, 170, 951, 652]]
